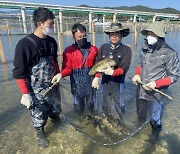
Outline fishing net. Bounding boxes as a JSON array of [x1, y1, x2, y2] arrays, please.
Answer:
[[59, 78, 162, 146]]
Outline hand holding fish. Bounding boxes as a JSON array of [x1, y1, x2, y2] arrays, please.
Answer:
[[98, 64, 114, 75]]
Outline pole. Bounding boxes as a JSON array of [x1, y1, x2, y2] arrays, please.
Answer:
[[127, 76, 173, 101], [56, 18, 63, 70], [0, 37, 6, 64]]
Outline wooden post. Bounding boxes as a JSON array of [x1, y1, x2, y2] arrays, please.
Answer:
[[89, 12, 92, 33], [132, 44, 137, 63], [56, 18, 63, 70], [8, 34, 12, 48], [7, 20, 10, 35], [30, 17, 34, 33], [0, 37, 6, 64], [91, 22, 96, 46], [134, 23, 138, 46], [66, 22, 69, 32]]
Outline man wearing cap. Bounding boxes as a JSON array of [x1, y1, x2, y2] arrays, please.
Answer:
[[132, 22, 179, 132], [92, 22, 132, 116]]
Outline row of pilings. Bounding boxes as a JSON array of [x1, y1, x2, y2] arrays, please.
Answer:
[[1, 19, 180, 64]]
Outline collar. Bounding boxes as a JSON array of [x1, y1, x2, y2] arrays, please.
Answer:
[[110, 41, 122, 50]]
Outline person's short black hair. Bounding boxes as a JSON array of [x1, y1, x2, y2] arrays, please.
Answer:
[[72, 23, 86, 36], [33, 7, 55, 28]]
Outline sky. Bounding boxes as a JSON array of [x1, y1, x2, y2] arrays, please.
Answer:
[[6, 0, 180, 11]]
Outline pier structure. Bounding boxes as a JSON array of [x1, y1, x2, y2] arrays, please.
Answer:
[[0, 1, 179, 34]]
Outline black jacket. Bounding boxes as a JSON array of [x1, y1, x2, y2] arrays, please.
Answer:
[[96, 43, 132, 84], [13, 33, 58, 79]]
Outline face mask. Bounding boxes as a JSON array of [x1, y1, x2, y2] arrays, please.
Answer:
[[147, 35, 158, 45], [42, 28, 54, 35], [76, 38, 87, 48]]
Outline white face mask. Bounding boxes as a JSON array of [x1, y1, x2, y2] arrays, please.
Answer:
[[42, 28, 54, 35], [147, 35, 158, 45]]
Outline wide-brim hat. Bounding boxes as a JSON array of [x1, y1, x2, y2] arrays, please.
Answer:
[[141, 22, 166, 38], [104, 22, 130, 37]]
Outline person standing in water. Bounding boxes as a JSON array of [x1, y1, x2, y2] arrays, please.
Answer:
[[92, 22, 132, 119], [13, 7, 61, 148], [132, 22, 179, 132], [52, 23, 98, 112]]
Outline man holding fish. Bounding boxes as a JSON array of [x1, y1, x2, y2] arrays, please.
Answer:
[[91, 23, 132, 115]]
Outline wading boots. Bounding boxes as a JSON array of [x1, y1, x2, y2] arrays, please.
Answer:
[[36, 127, 50, 148]]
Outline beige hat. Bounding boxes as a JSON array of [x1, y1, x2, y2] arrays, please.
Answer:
[[141, 22, 166, 38], [104, 22, 130, 37]]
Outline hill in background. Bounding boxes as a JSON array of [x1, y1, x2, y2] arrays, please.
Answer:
[[79, 5, 180, 14]]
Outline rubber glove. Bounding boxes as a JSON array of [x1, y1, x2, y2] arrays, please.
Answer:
[[21, 94, 32, 109], [143, 81, 156, 91], [132, 75, 141, 85], [99, 64, 114, 76], [51, 73, 62, 84], [92, 77, 100, 89]]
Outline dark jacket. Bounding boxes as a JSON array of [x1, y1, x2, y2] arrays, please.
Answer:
[[96, 43, 132, 84], [13, 33, 58, 79]]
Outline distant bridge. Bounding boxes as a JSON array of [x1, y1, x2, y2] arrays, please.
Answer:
[[0, 1, 179, 33]]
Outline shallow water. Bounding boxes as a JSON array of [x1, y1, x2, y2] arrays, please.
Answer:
[[0, 30, 180, 154]]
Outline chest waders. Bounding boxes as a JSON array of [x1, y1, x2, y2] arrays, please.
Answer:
[[71, 48, 94, 112], [26, 36, 61, 128], [100, 45, 126, 120]]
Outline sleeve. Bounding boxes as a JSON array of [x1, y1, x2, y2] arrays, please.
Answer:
[[154, 51, 179, 88], [12, 40, 29, 79], [95, 73, 101, 78], [53, 41, 58, 62], [53, 41, 60, 73], [134, 50, 142, 75], [13, 40, 29, 94], [135, 65, 142, 75], [155, 51, 179, 88], [60, 49, 72, 77], [165, 51, 179, 83], [112, 68, 124, 76], [116, 46, 132, 75], [16, 79, 29, 94], [155, 77, 171, 88]]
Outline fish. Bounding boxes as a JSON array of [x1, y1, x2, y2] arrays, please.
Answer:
[[89, 58, 116, 75]]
